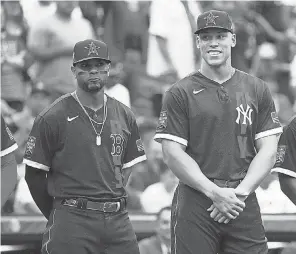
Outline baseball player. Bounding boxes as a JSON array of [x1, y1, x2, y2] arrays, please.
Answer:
[[272, 116, 296, 205], [24, 39, 147, 254], [1, 115, 18, 207], [154, 10, 282, 254]]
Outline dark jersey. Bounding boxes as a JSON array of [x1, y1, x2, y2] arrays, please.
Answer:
[[272, 117, 296, 178], [155, 70, 282, 181], [23, 94, 146, 200], [1, 115, 18, 157]]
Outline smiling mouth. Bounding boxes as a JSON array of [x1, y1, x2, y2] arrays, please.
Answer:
[[208, 51, 222, 56]]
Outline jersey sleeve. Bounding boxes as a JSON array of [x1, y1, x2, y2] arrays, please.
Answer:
[[255, 84, 283, 140], [154, 90, 189, 146], [272, 125, 296, 178], [23, 115, 56, 171], [0, 116, 18, 157], [122, 116, 147, 169]]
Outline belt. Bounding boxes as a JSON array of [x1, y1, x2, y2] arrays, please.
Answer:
[[60, 198, 126, 213], [210, 179, 242, 188]]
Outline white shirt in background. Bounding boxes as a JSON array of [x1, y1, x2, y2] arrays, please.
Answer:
[[147, 0, 201, 79], [105, 83, 131, 108], [140, 182, 175, 213]]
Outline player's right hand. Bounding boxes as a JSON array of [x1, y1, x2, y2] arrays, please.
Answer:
[[208, 187, 246, 220]]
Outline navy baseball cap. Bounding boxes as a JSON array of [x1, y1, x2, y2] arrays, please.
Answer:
[[73, 39, 111, 64], [194, 10, 234, 34]]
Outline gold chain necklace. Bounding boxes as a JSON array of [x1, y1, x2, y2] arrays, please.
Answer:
[[72, 91, 107, 146]]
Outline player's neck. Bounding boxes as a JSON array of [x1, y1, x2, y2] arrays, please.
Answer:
[[200, 61, 234, 84], [75, 89, 105, 111]]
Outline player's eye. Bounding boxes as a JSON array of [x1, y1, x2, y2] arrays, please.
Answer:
[[201, 35, 210, 40], [218, 34, 227, 39]]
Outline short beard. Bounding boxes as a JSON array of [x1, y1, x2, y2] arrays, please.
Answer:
[[81, 78, 108, 93]]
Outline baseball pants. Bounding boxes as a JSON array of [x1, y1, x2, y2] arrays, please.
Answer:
[[171, 183, 268, 254], [41, 201, 140, 254]]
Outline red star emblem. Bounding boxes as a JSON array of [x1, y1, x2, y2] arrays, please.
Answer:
[[204, 12, 219, 26]]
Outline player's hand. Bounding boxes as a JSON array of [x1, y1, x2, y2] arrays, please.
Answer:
[[207, 205, 233, 224], [208, 187, 245, 220]]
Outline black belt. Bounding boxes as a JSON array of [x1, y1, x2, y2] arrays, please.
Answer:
[[60, 198, 126, 213], [210, 179, 242, 188]]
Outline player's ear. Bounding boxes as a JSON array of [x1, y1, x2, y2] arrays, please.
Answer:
[[71, 65, 76, 78], [231, 33, 236, 48], [196, 36, 200, 49]]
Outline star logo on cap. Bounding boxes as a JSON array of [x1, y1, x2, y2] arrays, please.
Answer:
[[204, 12, 219, 26], [84, 42, 100, 56]]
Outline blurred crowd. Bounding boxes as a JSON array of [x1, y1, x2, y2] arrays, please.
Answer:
[[1, 0, 296, 220]]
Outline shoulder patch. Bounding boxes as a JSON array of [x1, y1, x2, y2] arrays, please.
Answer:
[[275, 145, 286, 166], [24, 136, 36, 157], [136, 139, 144, 152], [271, 112, 280, 124], [156, 110, 168, 131], [6, 126, 14, 141]]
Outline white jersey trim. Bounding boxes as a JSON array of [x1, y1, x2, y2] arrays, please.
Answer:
[[154, 133, 188, 147], [255, 127, 283, 140], [122, 155, 147, 169], [271, 167, 296, 178], [0, 143, 18, 157], [23, 159, 50, 172]]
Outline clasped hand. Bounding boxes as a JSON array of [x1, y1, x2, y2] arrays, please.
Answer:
[[207, 188, 247, 224]]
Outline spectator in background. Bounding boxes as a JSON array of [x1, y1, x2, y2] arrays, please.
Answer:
[[253, 42, 295, 124], [141, 165, 178, 214], [1, 115, 18, 208], [79, 1, 105, 39], [139, 206, 171, 254], [11, 82, 53, 164], [20, 0, 56, 29], [105, 61, 131, 108], [102, 1, 150, 64], [1, 1, 31, 113], [146, 0, 200, 80], [27, 1, 94, 97]]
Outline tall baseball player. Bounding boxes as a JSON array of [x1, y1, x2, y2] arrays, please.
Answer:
[[1, 115, 18, 207], [154, 10, 282, 254], [272, 116, 296, 205], [24, 39, 146, 254]]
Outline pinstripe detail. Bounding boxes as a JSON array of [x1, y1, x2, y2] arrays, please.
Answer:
[[172, 186, 180, 254], [42, 209, 56, 254]]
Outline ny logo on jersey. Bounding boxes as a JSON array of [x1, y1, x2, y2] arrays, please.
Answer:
[[236, 104, 253, 125], [110, 134, 124, 156]]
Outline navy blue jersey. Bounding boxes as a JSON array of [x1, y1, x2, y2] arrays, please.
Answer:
[[155, 70, 282, 181], [23, 94, 146, 200], [272, 117, 296, 178], [1, 115, 18, 157]]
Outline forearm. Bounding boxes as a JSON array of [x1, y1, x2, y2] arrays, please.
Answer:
[[1, 154, 18, 207], [29, 47, 72, 62], [155, 36, 175, 68], [236, 148, 277, 195], [25, 166, 53, 219], [163, 143, 219, 199]]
